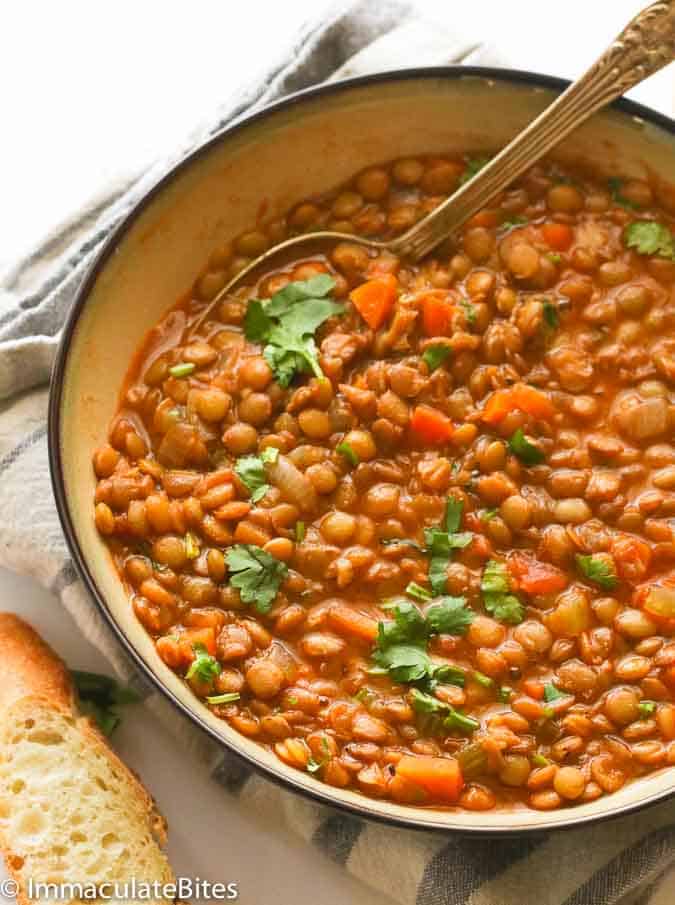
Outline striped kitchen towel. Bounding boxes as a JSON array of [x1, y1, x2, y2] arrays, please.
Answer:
[[1, 1, 674, 904]]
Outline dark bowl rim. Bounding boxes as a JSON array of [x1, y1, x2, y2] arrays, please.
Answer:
[[48, 63, 675, 836]]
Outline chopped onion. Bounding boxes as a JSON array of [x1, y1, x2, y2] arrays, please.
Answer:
[[267, 453, 318, 513]]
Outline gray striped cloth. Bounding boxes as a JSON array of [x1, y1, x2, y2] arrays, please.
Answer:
[[1, 2, 674, 903]]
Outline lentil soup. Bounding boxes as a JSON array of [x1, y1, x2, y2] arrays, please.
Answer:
[[92, 153, 675, 812]]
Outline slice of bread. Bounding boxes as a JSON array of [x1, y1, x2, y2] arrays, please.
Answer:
[[0, 614, 175, 904]]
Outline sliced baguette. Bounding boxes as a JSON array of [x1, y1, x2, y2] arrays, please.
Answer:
[[0, 613, 175, 904]]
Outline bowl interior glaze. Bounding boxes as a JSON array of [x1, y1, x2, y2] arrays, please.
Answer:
[[50, 68, 675, 833]]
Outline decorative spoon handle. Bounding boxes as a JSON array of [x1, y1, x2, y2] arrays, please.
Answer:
[[393, 0, 675, 262]]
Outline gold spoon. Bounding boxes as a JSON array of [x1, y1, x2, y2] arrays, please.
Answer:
[[195, 0, 675, 330]]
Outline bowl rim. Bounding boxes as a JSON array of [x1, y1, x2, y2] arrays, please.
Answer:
[[48, 64, 675, 836]]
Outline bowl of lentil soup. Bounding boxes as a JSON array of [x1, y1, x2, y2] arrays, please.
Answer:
[[50, 67, 675, 833]]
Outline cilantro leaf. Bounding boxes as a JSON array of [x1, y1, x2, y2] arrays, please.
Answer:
[[409, 688, 448, 715], [186, 643, 221, 684], [445, 496, 464, 534], [501, 215, 528, 230], [460, 298, 477, 325], [72, 670, 140, 737], [378, 599, 428, 647], [432, 664, 466, 687], [426, 596, 474, 635], [542, 299, 559, 330], [624, 221, 675, 260], [372, 643, 432, 683], [508, 428, 545, 465], [234, 447, 278, 502], [225, 544, 288, 613], [406, 581, 432, 602], [608, 177, 639, 211], [422, 345, 451, 372], [576, 553, 618, 590], [481, 559, 525, 624], [423, 497, 472, 595], [244, 276, 344, 386], [336, 440, 359, 466], [459, 156, 490, 185], [543, 682, 565, 703]]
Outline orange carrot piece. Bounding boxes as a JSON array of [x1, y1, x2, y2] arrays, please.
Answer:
[[180, 627, 217, 659], [349, 274, 398, 330], [410, 405, 454, 445], [612, 535, 652, 582], [541, 222, 573, 251], [466, 209, 500, 229], [328, 604, 379, 643], [421, 291, 455, 336], [509, 553, 568, 595], [482, 384, 555, 425], [522, 678, 545, 700], [396, 754, 464, 803]]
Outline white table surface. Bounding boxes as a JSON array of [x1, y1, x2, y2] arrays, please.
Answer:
[[0, 1, 673, 903]]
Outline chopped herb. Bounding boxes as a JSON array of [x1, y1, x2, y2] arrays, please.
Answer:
[[410, 688, 448, 715], [206, 692, 241, 705], [354, 687, 375, 704], [576, 553, 618, 590], [168, 362, 196, 378], [422, 344, 451, 372], [547, 252, 562, 265], [542, 299, 560, 330], [235, 447, 278, 502], [543, 682, 565, 703], [336, 440, 359, 466], [481, 508, 498, 522], [459, 155, 490, 185], [481, 560, 525, 624], [501, 215, 528, 230], [244, 275, 344, 386], [432, 664, 466, 687], [295, 521, 306, 543], [445, 496, 463, 533], [473, 671, 493, 688], [184, 531, 200, 559], [381, 537, 426, 553], [542, 706, 555, 720], [287, 696, 299, 706], [372, 642, 433, 684], [460, 298, 477, 326], [532, 753, 551, 767], [497, 685, 513, 703], [508, 427, 545, 465], [186, 643, 221, 684], [406, 581, 432, 602], [72, 670, 140, 737], [409, 689, 478, 736], [306, 757, 323, 774], [608, 177, 640, 210], [624, 221, 675, 260], [225, 544, 288, 613], [378, 599, 428, 647], [444, 709, 480, 734], [423, 497, 472, 595], [426, 596, 474, 636], [638, 700, 657, 718]]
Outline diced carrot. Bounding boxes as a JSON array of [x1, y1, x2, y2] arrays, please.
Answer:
[[466, 209, 500, 229], [396, 754, 464, 803], [421, 291, 455, 336], [349, 274, 398, 330], [637, 582, 675, 631], [541, 222, 573, 251], [482, 384, 555, 425], [509, 553, 568, 595], [179, 627, 217, 660], [410, 405, 454, 445], [328, 604, 379, 643], [522, 678, 545, 700], [612, 535, 652, 582]]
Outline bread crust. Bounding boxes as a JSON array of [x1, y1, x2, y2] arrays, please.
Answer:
[[0, 613, 173, 902]]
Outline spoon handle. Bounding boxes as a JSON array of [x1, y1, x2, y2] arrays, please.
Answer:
[[394, 0, 675, 262]]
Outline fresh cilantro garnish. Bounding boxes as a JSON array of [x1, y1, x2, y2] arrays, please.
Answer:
[[406, 581, 432, 602], [184, 531, 200, 559], [409, 689, 479, 735], [543, 682, 565, 703], [432, 664, 466, 687], [508, 428, 545, 465], [381, 538, 426, 552], [481, 560, 525, 624], [532, 753, 551, 768], [426, 596, 475, 635], [473, 671, 493, 688], [422, 344, 451, 372], [608, 177, 639, 210], [497, 685, 513, 703], [459, 156, 490, 185], [372, 643, 433, 684], [243, 275, 344, 386], [460, 298, 477, 326], [542, 299, 560, 330], [378, 599, 428, 647], [576, 553, 618, 590], [225, 544, 288, 613], [336, 440, 359, 466], [306, 737, 332, 774], [638, 700, 657, 718], [295, 521, 305, 542], [235, 447, 278, 502], [501, 215, 528, 230], [481, 508, 498, 522], [547, 252, 562, 265], [206, 692, 241, 705], [169, 362, 195, 378], [72, 670, 140, 736], [423, 497, 472, 594], [186, 643, 221, 684], [624, 221, 675, 260]]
